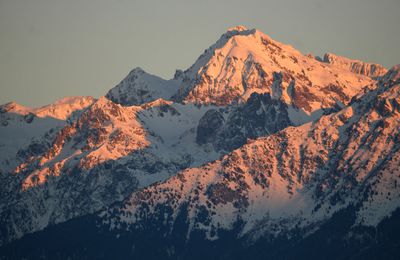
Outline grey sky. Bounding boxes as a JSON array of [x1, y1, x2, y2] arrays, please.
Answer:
[[1, 0, 399, 107]]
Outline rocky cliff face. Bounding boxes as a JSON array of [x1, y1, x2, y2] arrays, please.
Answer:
[[196, 92, 292, 151]]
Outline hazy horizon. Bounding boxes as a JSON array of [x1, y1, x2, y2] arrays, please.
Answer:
[[1, 0, 399, 107]]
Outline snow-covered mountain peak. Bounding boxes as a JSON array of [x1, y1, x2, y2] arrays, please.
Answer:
[[106, 67, 180, 106], [173, 27, 375, 112], [106, 27, 377, 114]]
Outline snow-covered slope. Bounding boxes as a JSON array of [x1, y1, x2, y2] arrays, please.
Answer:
[[106, 67, 180, 106], [0, 96, 222, 245], [321, 52, 388, 78], [0, 97, 147, 245], [103, 65, 400, 243], [0, 96, 95, 172], [172, 26, 375, 112]]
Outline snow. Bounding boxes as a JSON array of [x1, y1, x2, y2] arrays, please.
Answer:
[[0, 113, 65, 171], [137, 101, 221, 166]]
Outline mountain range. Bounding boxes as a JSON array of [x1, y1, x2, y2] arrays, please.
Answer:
[[0, 26, 399, 260]]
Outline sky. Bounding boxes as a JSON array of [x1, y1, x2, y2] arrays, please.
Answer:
[[1, 0, 399, 107]]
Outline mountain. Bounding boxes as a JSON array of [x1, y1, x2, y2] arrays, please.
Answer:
[[0, 26, 398, 259], [137, 63, 400, 217], [106, 67, 180, 106], [100, 64, 400, 244], [0, 96, 95, 120], [321, 52, 388, 78], [171, 26, 375, 111], [0, 96, 220, 245], [107, 26, 375, 114], [1, 64, 398, 260], [0, 96, 95, 172]]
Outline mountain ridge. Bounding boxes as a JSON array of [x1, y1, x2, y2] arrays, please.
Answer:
[[1, 64, 398, 259], [0, 27, 398, 259]]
